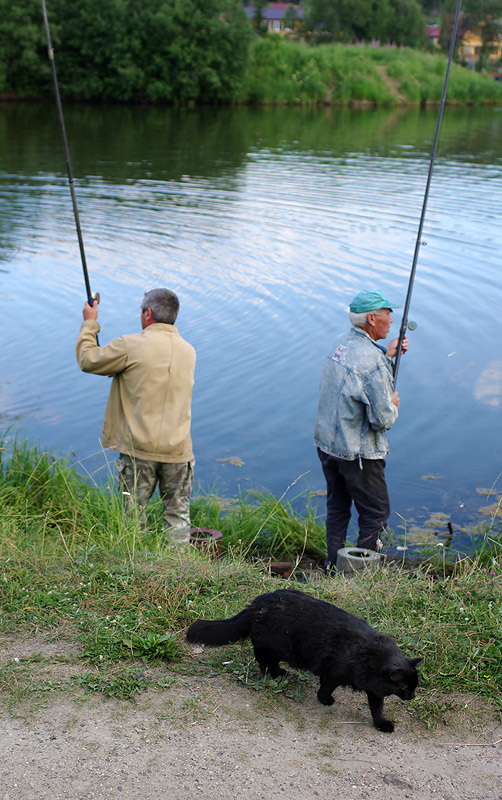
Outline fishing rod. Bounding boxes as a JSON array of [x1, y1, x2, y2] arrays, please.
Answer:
[[393, 0, 463, 387], [40, 0, 99, 312]]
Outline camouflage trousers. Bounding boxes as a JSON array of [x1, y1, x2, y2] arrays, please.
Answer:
[[116, 453, 194, 545]]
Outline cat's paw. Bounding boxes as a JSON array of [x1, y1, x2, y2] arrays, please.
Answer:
[[376, 719, 394, 733], [266, 667, 287, 679], [317, 690, 334, 706]]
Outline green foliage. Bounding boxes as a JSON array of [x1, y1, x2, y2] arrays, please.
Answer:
[[304, 0, 427, 47], [189, 487, 327, 560], [74, 667, 148, 699], [251, 0, 269, 36], [1, 2, 501, 105], [0, 0, 49, 95], [242, 37, 397, 103], [387, 0, 429, 48], [0, 0, 251, 101], [242, 37, 502, 105], [123, 630, 182, 662], [207, 650, 316, 702]]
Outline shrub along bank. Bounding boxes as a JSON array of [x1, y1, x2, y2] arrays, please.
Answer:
[[241, 38, 502, 106]]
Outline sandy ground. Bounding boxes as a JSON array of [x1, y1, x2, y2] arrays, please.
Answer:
[[1, 638, 501, 800]]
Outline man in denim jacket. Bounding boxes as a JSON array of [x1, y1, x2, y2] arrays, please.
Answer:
[[314, 290, 408, 567]]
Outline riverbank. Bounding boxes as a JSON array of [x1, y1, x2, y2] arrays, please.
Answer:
[[241, 39, 502, 106], [1, 443, 501, 720], [3, 38, 502, 107]]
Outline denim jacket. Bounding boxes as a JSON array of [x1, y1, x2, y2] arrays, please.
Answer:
[[314, 327, 398, 460]]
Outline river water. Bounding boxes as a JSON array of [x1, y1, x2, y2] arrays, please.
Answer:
[[1, 102, 501, 553]]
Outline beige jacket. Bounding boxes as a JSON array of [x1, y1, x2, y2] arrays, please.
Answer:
[[76, 320, 196, 463]]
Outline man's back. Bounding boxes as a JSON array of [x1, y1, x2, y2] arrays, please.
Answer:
[[314, 327, 397, 460], [77, 320, 196, 462]]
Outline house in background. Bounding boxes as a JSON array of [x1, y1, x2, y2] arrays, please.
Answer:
[[426, 23, 440, 47], [457, 25, 502, 69], [244, 3, 304, 34]]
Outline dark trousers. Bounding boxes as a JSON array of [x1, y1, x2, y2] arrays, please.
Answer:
[[317, 448, 390, 565]]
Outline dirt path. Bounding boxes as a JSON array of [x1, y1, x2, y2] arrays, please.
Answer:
[[375, 65, 408, 103], [1, 637, 501, 800]]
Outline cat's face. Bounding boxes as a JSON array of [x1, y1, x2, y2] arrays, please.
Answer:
[[386, 657, 421, 700]]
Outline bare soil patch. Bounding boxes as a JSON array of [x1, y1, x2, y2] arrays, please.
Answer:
[[0, 636, 501, 799], [375, 66, 408, 103]]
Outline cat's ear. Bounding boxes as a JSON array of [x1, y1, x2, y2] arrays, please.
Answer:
[[408, 657, 422, 668], [388, 668, 405, 683]]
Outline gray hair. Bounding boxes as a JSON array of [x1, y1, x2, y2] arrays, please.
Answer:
[[349, 309, 383, 329], [142, 288, 180, 324]]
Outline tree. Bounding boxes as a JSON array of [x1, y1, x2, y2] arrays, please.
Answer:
[[303, 0, 341, 41], [440, 0, 502, 69], [387, 0, 428, 47], [0, 0, 50, 95], [0, 0, 252, 101], [252, 0, 269, 36], [303, 0, 427, 46]]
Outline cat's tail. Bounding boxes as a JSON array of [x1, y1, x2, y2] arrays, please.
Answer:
[[186, 608, 252, 647]]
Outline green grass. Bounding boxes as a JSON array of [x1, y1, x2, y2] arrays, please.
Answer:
[[241, 38, 502, 106], [0, 442, 501, 722], [190, 488, 326, 561]]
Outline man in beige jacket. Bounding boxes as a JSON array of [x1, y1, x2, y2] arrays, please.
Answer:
[[76, 288, 196, 545]]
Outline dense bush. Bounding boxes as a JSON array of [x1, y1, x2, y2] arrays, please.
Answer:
[[0, 0, 252, 101]]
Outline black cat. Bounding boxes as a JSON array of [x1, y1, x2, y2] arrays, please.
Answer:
[[186, 588, 421, 732]]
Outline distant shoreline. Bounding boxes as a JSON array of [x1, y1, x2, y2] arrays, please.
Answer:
[[3, 41, 502, 107]]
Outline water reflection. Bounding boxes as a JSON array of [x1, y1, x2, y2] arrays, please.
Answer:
[[0, 102, 501, 553], [474, 360, 502, 408]]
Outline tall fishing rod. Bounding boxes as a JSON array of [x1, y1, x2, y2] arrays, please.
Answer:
[[393, 0, 463, 387], [40, 0, 99, 311]]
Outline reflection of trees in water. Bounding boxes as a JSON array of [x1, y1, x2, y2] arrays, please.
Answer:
[[2, 104, 502, 183], [0, 103, 501, 260]]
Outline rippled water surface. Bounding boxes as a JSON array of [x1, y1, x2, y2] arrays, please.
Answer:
[[1, 103, 501, 551]]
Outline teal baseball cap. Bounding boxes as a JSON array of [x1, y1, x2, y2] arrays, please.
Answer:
[[349, 290, 401, 313]]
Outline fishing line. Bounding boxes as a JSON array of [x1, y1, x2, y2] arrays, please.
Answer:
[[40, 0, 99, 315], [393, 0, 463, 387]]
